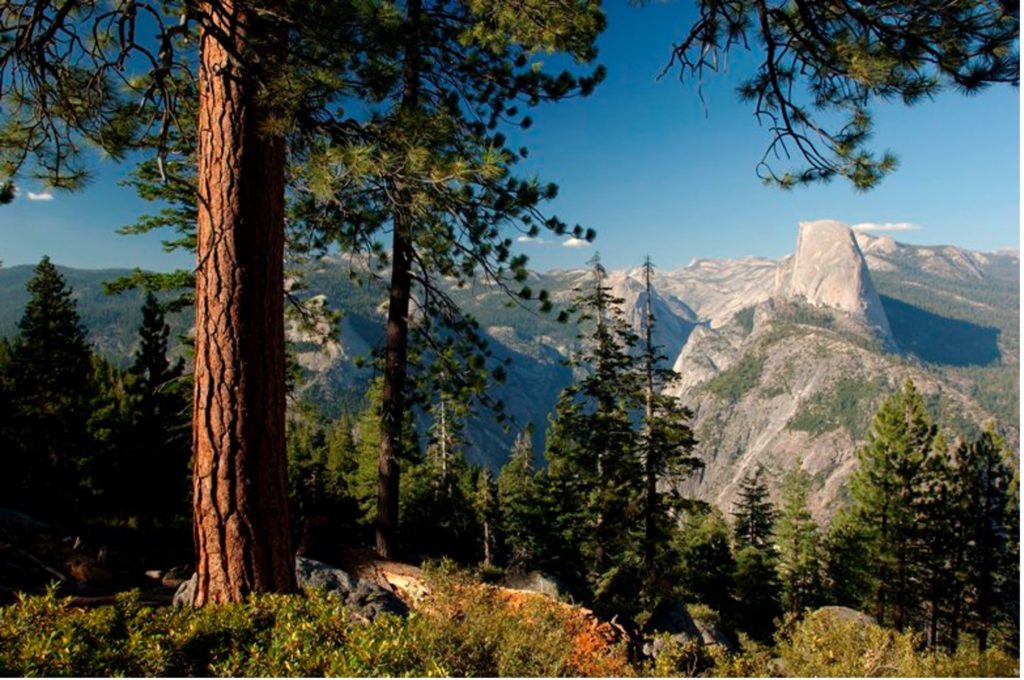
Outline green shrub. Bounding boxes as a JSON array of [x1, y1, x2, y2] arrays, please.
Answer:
[[706, 633, 775, 677], [642, 634, 715, 678], [0, 569, 633, 677], [0, 589, 169, 676], [773, 608, 920, 677], [733, 307, 756, 334], [771, 608, 1019, 678], [686, 602, 720, 628], [923, 641, 1020, 678]]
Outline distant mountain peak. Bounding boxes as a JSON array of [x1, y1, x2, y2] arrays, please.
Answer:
[[780, 219, 894, 345]]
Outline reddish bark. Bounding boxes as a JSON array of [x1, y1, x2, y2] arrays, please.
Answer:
[[191, 0, 295, 604]]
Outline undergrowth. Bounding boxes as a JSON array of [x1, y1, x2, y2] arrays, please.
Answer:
[[0, 568, 633, 677], [0, 580, 1016, 677]]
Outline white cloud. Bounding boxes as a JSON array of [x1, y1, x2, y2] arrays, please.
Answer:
[[851, 221, 921, 233], [562, 237, 591, 248], [516, 235, 547, 244], [26, 191, 54, 201]]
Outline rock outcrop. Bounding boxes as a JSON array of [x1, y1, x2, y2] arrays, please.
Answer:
[[642, 597, 737, 657], [173, 557, 408, 619], [778, 219, 893, 344]]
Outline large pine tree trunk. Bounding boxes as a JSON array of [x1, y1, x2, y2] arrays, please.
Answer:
[[191, 0, 295, 604], [375, 0, 422, 559], [376, 220, 411, 558]]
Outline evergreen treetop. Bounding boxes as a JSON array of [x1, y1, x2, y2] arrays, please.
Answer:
[[775, 467, 823, 615], [6, 256, 95, 515], [731, 466, 776, 550], [850, 378, 936, 630]]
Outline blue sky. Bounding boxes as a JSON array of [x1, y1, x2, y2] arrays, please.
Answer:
[[1, 1, 1019, 273]]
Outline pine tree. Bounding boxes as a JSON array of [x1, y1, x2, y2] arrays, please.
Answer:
[[125, 292, 190, 524], [678, 507, 736, 620], [473, 468, 500, 567], [849, 379, 935, 630], [950, 426, 1017, 652], [733, 543, 782, 642], [286, 406, 362, 558], [543, 255, 645, 613], [286, 402, 331, 556], [325, 414, 359, 502], [775, 467, 824, 615], [1, 0, 397, 603], [731, 466, 776, 550], [286, 0, 606, 558], [638, 256, 700, 597], [0, 338, 13, 500], [730, 466, 782, 641], [822, 509, 874, 609], [497, 427, 540, 570], [351, 378, 419, 528], [914, 432, 960, 648], [400, 393, 479, 561], [6, 257, 95, 515]]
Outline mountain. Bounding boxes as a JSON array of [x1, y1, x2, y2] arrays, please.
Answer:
[[657, 222, 1018, 519], [1, 221, 1017, 517], [779, 219, 893, 344]]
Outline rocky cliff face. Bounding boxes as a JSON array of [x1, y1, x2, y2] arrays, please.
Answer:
[[668, 301, 999, 521], [778, 220, 893, 345], [659, 222, 1017, 521]]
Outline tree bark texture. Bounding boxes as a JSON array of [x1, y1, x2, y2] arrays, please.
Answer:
[[375, 0, 422, 559], [376, 218, 411, 559], [191, 0, 295, 604]]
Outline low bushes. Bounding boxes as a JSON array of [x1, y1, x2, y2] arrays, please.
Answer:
[[0, 569, 633, 677], [0, 581, 1017, 677], [639, 607, 1018, 678]]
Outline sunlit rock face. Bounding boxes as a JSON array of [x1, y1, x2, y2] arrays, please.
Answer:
[[780, 219, 893, 345]]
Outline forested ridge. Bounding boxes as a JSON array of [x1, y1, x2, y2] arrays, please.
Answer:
[[0, 255, 1017, 675]]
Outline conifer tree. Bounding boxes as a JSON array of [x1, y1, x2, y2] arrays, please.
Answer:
[[0, 338, 13, 499], [401, 393, 477, 561], [473, 468, 500, 567], [678, 507, 736, 620], [325, 414, 359, 502], [286, 402, 332, 555], [125, 292, 190, 524], [498, 427, 542, 570], [288, 0, 606, 558], [286, 405, 362, 557], [733, 543, 782, 642], [86, 355, 132, 513], [730, 466, 782, 641], [1, 0, 402, 603], [731, 466, 776, 550], [352, 378, 419, 526], [914, 432, 960, 648], [849, 379, 935, 630], [543, 255, 645, 612], [775, 467, 824, 615], [822, 508, 874, 610], [950, 427, 1017, 652], [6, 257, 95, 515], [638, 257, 700, 592]]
